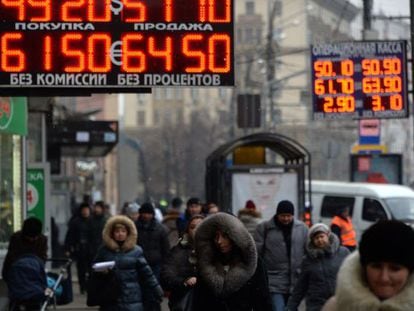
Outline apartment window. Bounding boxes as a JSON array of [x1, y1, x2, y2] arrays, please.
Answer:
[[246, 1, 255, 15], [137, 111, 146, 126], [245, 28, 253, 42]]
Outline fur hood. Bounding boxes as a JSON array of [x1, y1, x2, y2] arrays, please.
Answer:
[[238, 208, 262, 218], [334, 252, 414, 311], [306, 232, 340, 259], [102, 215, 138, 252], [194, 212, 258, 297]]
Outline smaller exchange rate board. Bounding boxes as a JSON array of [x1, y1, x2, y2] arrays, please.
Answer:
[[310, 41, 408, 120]]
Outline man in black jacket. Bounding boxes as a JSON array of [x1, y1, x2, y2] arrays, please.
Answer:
[[136, 202, 170, 311]]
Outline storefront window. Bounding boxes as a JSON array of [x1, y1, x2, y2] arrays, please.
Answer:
[[0, 134, 23, 251]]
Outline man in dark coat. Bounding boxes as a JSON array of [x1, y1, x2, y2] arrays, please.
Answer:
[[176, 197, 203, 238], [64, 202, 92, 294], [89, 200, 108, 260], [136, 202, 170, 311]]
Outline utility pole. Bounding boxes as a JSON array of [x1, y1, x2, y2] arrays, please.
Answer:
[[362, 0, 373, 39], [265, 0, 279, 129]]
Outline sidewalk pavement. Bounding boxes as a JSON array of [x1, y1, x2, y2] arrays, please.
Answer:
[[54, 277, 168, 310]]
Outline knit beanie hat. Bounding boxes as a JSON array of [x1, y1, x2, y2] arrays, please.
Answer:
[[245, 200, 256, 210], [276, 200, 294, 215], [139, 202, 155, 215], [126, 202, 140, 215], [22, 217, 42, 237], [359, 220, 414, 271], [309, 223, 330, 239]]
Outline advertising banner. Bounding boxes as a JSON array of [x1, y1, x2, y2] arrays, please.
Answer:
[[232, 172, 298, 221], [0, 97, 27, 135]]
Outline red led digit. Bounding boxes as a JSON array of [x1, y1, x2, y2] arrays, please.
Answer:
[[340, 59, 353, 76], [390, 94, 403, 110], [314, 79, 325, 95], [164, 0, 172, 22], [88, 0, 111, 21], [1, 33, 25, 72], [199, 0, 207, 22], [62, 0, 86, 22], [121, 33, 146, 73], [314, 60, 333, 77], [383, 58, 401, 75], [384, 76, 401, 92], [323, 97, 334, 112], [182, 34, 206, 73], [362, 77, 380, 93], [44, 35, 52, 71], [209, 0, 231, 22], [28, 0, 51, 21], [200, 0, 230, 22], [362, 59, 380, 75], [208, 34, 230, 73], [371, 95, 381, 111], [148, 36, 172, 71], [2, 0, 25, 21], [88, 34, 111, 72], [123, 0, 146, 22], [62, 33, 85, 72], [337, 78, 354, 94]]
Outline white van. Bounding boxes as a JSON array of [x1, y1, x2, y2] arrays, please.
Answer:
[[308, 180, 414, 240]]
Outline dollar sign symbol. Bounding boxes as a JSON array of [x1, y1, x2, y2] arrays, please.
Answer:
[[111, 0, 123, 15]]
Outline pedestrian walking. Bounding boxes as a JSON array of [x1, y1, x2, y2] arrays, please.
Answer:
[[162, 197, 183, 246], [89, 200, 108, 260], [64, 202, 92, 294], [176, 198, 203, 238], [254, 200, 308, 311], [160, 214, 205, 310], [192, 212, 272, 311], [238, 200, 261, 235], [330, 206, 357, 252], [286, 223, 349, 311], [125, 202, 140, 222], [322, 220, 414, 311], [2, 217, 48, 311], [136, 202, 170, 311], [93, 215, 163, 311]]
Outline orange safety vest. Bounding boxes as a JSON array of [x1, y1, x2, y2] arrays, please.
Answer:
[[331, 216, 357, 247]]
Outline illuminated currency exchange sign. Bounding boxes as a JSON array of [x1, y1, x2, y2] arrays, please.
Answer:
[[310, 41, 408, 120], [0, 0, 234, 94]]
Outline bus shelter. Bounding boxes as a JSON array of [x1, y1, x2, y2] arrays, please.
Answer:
[[206, 132, 312, 221]]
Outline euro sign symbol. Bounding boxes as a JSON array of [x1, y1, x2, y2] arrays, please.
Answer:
[[111, 0, 123, 15], [110, 41, 122, 66]]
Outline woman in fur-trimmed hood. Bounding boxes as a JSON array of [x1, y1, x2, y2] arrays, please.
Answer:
[[322, 220, 414, 311], [286, 223, 349, 311], [192, 212, 272, 311], [94, 215, 163, 311]]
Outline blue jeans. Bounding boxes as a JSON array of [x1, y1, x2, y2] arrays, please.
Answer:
[[271, 293, 289, 311]]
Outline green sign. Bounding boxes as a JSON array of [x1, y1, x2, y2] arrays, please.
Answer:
[[0, 97, 27, 135], [27, 168, 45, 225]]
